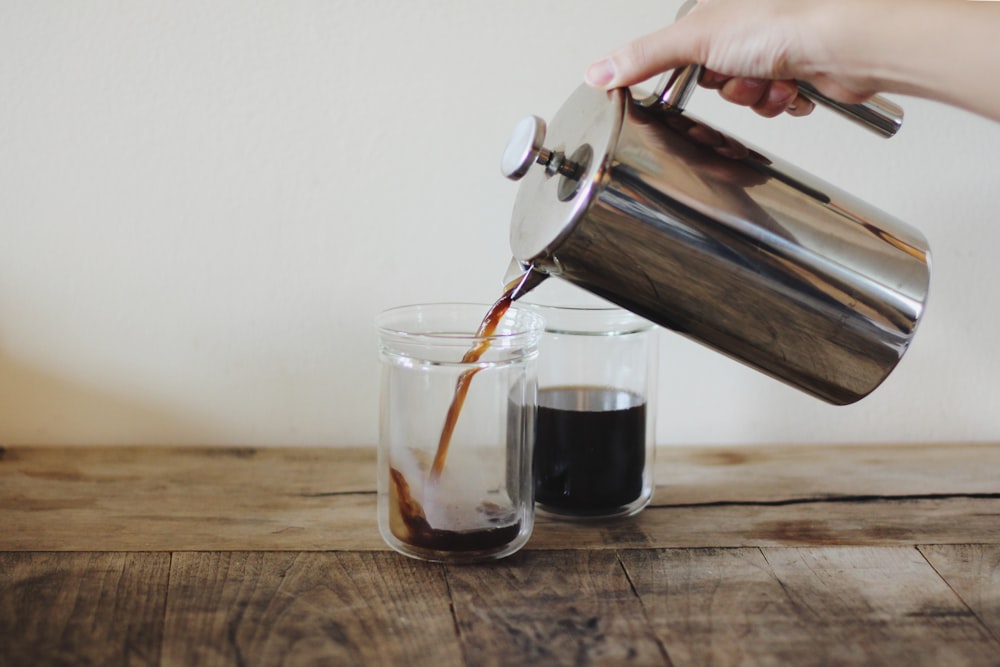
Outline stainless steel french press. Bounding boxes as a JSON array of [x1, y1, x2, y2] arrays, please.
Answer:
[[501, 67, 930, 405]]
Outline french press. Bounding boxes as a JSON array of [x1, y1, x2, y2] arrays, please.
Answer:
[[501, 67, 931, 405]]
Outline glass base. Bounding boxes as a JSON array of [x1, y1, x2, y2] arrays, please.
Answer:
[[536, 491, 652, 522], [379, 521, 533, 564]]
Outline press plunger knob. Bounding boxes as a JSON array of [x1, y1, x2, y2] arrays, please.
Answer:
[[502, 115, 585, 182], [502, 116, 551, 180]]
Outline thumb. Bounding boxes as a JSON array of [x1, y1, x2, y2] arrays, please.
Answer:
[[586, 22, 704, 89]]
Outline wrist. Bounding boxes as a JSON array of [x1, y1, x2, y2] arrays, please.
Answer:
[[809, 0, 969, 102], [799, 0, 900, 99]]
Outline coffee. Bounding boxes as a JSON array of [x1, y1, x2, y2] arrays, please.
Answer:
[[533, 385, 646, 515], [388, 467, 521, 552]]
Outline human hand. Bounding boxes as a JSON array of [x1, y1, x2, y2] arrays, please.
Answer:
[[585, 0, 890, 118]]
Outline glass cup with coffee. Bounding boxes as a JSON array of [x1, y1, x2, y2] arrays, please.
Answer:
[[375, 302, 543, 562], [524, 282, 658, 520]]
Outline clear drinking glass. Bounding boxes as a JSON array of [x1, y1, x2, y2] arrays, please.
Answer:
[[375, 303, 543, 563], [525, 283, 658, 520]]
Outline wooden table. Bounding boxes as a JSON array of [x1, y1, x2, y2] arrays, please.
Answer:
[[2, 443, 1000, 666]]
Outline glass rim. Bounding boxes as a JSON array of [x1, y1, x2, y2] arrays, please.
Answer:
[[374, 302, 545, 345], [520, 301, 654, 335]]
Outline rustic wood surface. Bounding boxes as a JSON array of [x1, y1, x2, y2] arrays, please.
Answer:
[[2, 443, 1000, 666]]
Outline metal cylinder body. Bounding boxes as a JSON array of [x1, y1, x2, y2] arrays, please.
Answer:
[[514, 88, 930, 405]]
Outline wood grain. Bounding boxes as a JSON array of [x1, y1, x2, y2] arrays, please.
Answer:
[[532, 496, 1000, 549], [0, 552, 169, 667], [3, 444, 1000, 551], [6, 494, 1000, 552], [621, 546, 1000, 667], [445, 550, 667, 666], [920, 544, 1000, 644], [0, 445, 377, 551], [2, 445, 1000, 666], [161, 552, 461, 666], [653, 441, 1000, 505]]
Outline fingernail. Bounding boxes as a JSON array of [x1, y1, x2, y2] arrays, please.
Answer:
[[743, 78, 767, 88], [585, 59, 616, 88]]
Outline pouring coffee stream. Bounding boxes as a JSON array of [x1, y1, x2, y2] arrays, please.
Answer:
[[428, 265, 548, 480]]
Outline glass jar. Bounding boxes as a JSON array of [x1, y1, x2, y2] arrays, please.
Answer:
[[375, 303, 543, 562], [525, 283, 657, 520]]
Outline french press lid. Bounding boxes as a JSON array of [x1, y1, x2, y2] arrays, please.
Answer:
[[502, 85, 626, 268]]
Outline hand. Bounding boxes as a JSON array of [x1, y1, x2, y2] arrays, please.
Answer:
[[585, 0, 886, 118]]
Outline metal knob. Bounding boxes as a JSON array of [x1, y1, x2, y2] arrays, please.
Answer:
[[502, 115, 584, 181], [502, 116, 548, 180]]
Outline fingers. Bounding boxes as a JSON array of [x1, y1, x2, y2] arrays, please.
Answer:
[[720, 78, 774, 108], [707, 71, 815, 118], [584, 23, 816, 119]]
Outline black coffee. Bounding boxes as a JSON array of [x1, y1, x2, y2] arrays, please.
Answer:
[[533, 385, 646, 515]]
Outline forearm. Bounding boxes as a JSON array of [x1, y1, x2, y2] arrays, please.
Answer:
[[821, 0, 1000, 121]]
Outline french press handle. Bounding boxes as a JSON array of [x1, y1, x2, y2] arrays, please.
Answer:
[[645, 64, 904, 138], [796, 81, 903, 138]]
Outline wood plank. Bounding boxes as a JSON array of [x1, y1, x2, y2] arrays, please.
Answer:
[[653, 441, 1000, 505], [3, 444, 1000, 551], [0, 552, 169, 667], [920, 544, 1000, 644], [4, 491, 1000, 552], [0, 444, 373, 495], [531, 497, 1000, 549], [622, 547, 801, 666], [445, 550, 667, 666], [161, 551, 462, 666], [5, 442, 999, 505], [0, 445, 379, 551], [621, 546, 1000, 667]]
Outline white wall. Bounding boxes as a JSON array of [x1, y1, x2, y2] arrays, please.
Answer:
[[1, 1, 998, 446]]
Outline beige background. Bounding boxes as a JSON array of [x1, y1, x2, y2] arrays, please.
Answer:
[[2, 1, 997, 446]]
